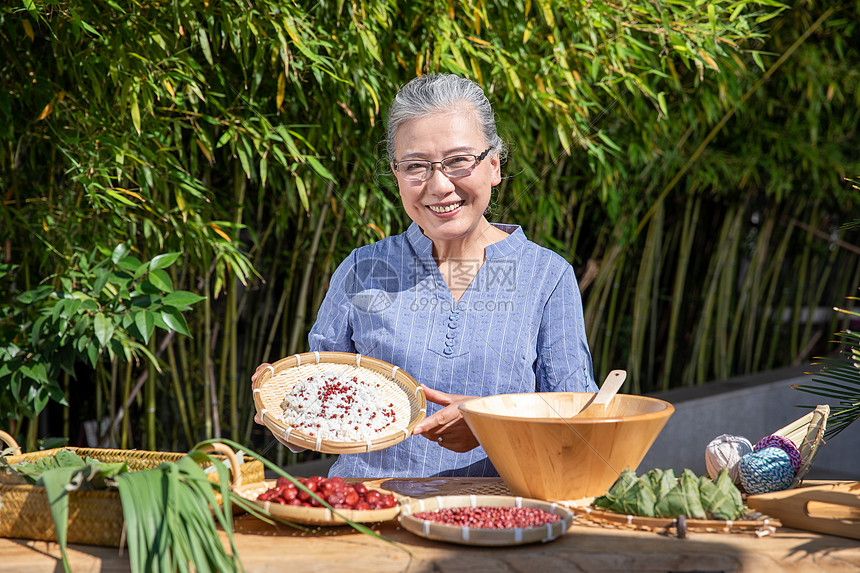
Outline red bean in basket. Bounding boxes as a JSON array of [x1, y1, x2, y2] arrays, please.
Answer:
[[413, 506, 560, 529], [256, 476, 396, 510]]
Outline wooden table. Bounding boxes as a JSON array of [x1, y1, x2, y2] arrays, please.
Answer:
[[1, 478, 858, 572]]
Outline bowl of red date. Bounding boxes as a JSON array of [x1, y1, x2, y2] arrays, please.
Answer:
[[236, 475, 401, 525], [399, 495, 574, 546]]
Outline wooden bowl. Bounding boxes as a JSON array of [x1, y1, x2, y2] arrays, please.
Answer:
[[458, 392, 674, 502]]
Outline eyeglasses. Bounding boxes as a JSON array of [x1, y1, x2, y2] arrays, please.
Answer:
[[393, 147, 493, 182]]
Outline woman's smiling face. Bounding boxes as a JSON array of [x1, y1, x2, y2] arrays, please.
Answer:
[[392, 106, 501, 245]]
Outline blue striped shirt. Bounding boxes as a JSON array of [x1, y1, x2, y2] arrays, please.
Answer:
[[308, 222, 596, 478]]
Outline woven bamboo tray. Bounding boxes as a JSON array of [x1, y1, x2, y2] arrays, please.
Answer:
[[0, 435, 263, 547], [399, 495, 574, 546], [564, 504, 780, 536], [235, 479, 402, 526], [253, 351, 426, 454]]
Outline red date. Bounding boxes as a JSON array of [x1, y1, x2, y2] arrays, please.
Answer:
[[413, 506, 560, 529], [256, 476, 396, 510]]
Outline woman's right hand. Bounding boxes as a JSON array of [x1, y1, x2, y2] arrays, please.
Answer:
[[251, 363, 306, 452]]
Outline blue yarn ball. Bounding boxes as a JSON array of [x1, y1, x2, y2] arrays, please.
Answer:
[[738, 447, 795, 495]]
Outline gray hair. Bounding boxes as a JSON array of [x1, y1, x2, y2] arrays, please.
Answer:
[[385, 74, 505, 163]]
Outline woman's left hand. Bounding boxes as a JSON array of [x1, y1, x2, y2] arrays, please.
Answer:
[[412, 384, 480, 453]]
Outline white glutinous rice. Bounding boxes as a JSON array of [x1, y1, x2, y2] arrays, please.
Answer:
[[278, 370, 397, 441]]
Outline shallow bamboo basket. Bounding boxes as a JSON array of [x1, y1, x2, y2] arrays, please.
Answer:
[[252, 351, 426, 454], [0, 437, 262, 547], [459, 392, 674, 502], [772, 404, 829, 488]]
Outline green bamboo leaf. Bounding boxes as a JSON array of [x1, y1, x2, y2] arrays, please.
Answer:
[[260, 155, 268, 188], [111, 243, 131, 264], [41, 466, 78, 573], [295, 177, 309, 211], [94, 312, 113, 347], [149, 268, 174, 292], [161, 308, 191, 337], [163, 291, 206, 307], [150, 252, 181, 271], [135, 310, 156, 343], [87, 343, 98, 368], [130, 92, 141, 136], [118, 255, 143, 273], [92, 267, 110, 294], [198, 27, 214, 65], [306, 156, 334, 181], [657, 92, 668, 117], [237, 143, 252, 179]]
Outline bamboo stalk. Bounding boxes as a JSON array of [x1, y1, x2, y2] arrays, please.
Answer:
[[630, 202, 662, 394], [287, 196, 330, 356], [800, 224, 839, 361], [203, 269, 220, 439], [765, 263, 795, 370], [277, 217, 306, 359], [734, 216, 774, 373], [229, 279, 239, 440], [753, 207, 795, 371], [121, 360, 132, 449], [584, 236, 625, 343], [229, 160, 246, 440], [599, 259, 625, 385], [790, 229, 813, 358], [716, 207, 744, 381], [661, 196, 699, 391], [686, 205, 738, 385], [108, 358, 118, 446], [62, 372, 70, 440], [166, 339, 194, 448], [568, 201, 587, 266], [217, 288, 231, 432], [26, 414, 37, 453], [146, 336, 156, 450], [312, 215, 344, 316], [178, 334, 196, 433]]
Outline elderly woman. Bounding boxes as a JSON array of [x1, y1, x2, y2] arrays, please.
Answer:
[[254, 73, 596, 478]]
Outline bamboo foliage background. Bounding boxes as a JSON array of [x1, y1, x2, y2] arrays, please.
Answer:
[[1, 0, 858, 457]]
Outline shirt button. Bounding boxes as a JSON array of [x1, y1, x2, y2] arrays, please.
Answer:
[[445, 339, 455, 347], [446, 331, 455, 339], [443, 347, 454, 355], [449, 313, 460, 321], [448, 322, 459, 329]]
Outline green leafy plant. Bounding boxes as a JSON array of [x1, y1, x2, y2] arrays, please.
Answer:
[[0, 449, 131, 572], [0, 244, 205, 445], [794, 186, 860, 440], [1, 439, 406, 573], [794, 291, 860, 439]]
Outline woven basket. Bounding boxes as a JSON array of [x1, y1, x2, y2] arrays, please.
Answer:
[[772, 404, 829, 488], [253, 351, 427, 454], [0, 435, 263, 547]]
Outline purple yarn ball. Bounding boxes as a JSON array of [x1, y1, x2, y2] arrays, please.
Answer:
[[754, 434, 802, 474]]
